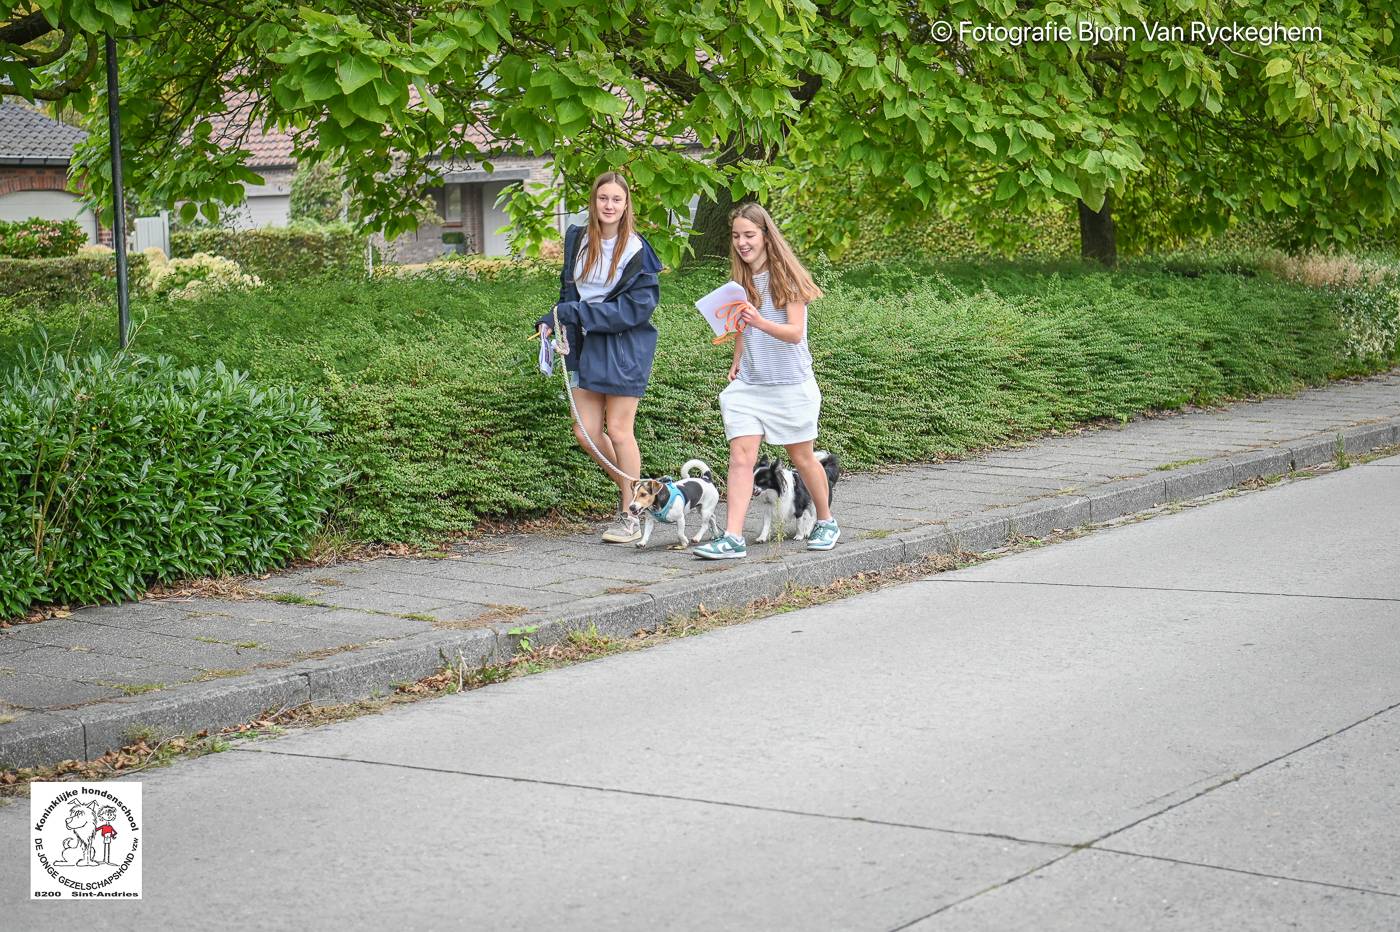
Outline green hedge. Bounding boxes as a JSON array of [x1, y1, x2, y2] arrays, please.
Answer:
[[6, 258, 1395, 546], [170, 224, 363, 282], [0, 348, 340, 617], [0, 252, 150, 308]]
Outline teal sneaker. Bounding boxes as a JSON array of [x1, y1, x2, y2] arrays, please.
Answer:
[[693, 533, 747, 560], [807, 519, 840, 551]]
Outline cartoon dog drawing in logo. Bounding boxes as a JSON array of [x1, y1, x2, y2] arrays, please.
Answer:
[[53, 837, 84, 866], [63, 800, 102, 866]]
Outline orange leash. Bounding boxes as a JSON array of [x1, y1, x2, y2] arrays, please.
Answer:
[[712, 300, 751, 345]]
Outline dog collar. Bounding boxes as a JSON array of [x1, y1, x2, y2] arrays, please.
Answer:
[[649, 481, 684, 521]]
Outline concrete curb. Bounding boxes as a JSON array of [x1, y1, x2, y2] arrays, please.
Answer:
[[4, 419, 1398, 770]]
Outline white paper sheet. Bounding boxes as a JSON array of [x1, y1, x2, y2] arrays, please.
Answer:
[[694, 280, 750, 338]]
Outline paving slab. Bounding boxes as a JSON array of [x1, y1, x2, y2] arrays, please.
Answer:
[[919, 849, 1400, 931], [0, 673, 124, 709], [1105, 709, 1400, 895]]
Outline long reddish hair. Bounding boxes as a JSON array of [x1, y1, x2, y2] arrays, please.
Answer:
[[580, 171, 636, 282], [729, 202, 822, 309]]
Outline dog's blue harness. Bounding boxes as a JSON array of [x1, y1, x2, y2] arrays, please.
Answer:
[[649, 481, 685, 523]]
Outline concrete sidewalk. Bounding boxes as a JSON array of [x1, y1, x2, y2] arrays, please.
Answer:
[[3, 432, 1396, 929], [3, 372, 1400, 768]]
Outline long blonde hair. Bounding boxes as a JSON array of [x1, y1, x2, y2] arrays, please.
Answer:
[[580, 171, 636, 282], [729, 202, 823, 309]]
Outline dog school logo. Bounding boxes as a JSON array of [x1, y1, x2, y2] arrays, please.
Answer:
[[31, 782, 142, 899]]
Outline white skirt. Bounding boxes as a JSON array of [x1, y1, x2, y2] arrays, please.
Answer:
[[719, 377, 822, 445]]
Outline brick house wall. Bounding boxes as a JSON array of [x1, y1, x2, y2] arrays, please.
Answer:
[[0, 163, 113, 244], [0, 164, 68, 196]]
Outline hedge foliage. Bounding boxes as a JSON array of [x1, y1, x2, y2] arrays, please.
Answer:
[[0, 348, 340, 617], [11, 254, 1392, 546], [170, 223, 363, 282], [289, 162, 345, 224], [0, 252, 150, 307], [0, 218, 87, 259]]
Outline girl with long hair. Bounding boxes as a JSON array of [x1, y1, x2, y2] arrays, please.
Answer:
[[538, 172, 663, 543], [692, 202, 838, 559]]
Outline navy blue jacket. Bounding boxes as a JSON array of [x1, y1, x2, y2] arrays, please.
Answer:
[[537, 224, 662, 398]]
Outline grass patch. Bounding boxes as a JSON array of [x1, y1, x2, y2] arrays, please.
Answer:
[[265, 592, 320, 606], [194, 636, 261, 649], [93, 681, 165, 696], [1155, 457, 1209, 471]]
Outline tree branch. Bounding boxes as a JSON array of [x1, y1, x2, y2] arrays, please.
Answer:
[[0, 9, 55, 47]]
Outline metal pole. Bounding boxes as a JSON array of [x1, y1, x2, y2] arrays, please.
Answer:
[[105, 34, 130, 349]]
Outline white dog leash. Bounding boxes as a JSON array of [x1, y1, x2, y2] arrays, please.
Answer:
[[546, 304, 640, 485]]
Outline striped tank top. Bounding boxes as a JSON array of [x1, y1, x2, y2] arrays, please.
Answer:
[[738, 270, 813, 386]]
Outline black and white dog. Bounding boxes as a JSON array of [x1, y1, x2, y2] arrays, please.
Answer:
[[752, 451, 840, 542], [628, 459, 722, 548]]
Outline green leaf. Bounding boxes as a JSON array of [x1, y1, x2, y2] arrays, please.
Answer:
[[1049, 171, 1081, 199], [1264, 58, 1293, 78], [337, 56, 381, 95]]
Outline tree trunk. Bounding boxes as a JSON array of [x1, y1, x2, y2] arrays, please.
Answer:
[[685, 140, 766, 264], [1078, 194, 1117, 267], [688, 181, 740, 261]]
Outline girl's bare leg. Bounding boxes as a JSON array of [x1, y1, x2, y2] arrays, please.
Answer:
[[603, 394, 643, 510], [571, 388, 625, 504], [785, 441, 833, 522], [726, 435, 762, 536]]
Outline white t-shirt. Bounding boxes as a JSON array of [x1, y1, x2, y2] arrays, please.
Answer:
[[574, 233, 643, 303]]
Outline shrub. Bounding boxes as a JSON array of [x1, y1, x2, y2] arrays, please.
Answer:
[[289, 162, 345, 224], [0, 347, 340, 617], [144, 251, 262, 300], [377, 252, 555, 283], [1332, 280, 1400, 363], [0, 218, 87, 259], [0, 252, 150, 307], [170, 223, 363, 282]]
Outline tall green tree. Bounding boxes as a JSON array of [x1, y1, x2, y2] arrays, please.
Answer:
[[4, 1, 1398, 263], [776, 1, 1400, 263]]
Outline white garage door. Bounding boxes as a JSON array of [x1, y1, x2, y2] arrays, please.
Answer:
[[0, 189, 99, 243], [243, 194, 290, 228]]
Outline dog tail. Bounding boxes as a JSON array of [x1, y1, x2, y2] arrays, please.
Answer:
[[815, 450, 839, 474], [681, 459, 712, 482]]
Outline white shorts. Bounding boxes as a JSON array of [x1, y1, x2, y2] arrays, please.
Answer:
[[719, 377, 822, 445]]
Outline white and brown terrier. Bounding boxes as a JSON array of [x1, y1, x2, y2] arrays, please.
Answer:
[[628, 459, 722, 549]]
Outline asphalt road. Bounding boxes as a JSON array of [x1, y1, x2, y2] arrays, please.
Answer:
[[4, 455, 1398, 930]]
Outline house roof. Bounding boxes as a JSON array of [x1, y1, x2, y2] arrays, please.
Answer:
[[205, 101, 297, 168], [241, 125, 297, 167], [0, 101, 88, 165]]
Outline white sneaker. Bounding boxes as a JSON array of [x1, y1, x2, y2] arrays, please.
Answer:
[[601, 513, 642, 544]]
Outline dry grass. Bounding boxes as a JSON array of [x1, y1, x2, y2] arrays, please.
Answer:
[[1257, 250, 1393, 289]]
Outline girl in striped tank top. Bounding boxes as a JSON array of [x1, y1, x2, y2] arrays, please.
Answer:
[[692, 203, 840, 559]]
